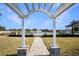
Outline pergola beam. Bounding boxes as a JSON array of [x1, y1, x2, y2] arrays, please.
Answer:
[[52, 3, 75, 18], [5, 3, 25, 18], [25, 3, 30, 12], [48, 3, 54, 12]]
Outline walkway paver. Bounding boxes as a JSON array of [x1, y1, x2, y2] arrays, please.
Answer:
[[28, 37, 49, 56]]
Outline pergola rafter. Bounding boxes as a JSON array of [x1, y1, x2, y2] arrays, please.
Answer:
[[24, 3, 30, 12], [43, 3, 46, 9], [47, 3, 54, 12], [32, 3, 35, 10], [37, 3, 40, 9], [52, 3, 75, 18], [5, 3, 25, 18]]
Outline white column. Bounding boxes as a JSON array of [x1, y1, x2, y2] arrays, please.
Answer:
[[53, 19, 56, 48], [21, 18, 25, 48]]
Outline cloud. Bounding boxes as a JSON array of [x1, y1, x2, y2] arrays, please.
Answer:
[[7, 15, 21, 25], [0, 4, 21, 24]]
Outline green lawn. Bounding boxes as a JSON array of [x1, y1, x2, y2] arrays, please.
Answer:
[[0, 36, 79, 56]]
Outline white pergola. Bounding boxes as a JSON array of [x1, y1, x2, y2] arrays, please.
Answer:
[[5, 3, 75, 48]]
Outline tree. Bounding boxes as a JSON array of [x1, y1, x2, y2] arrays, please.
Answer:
[[32, 28, 37, 31], [0, 25, 6, 31]]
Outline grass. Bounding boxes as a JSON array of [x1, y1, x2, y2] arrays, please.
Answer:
[[0, 36, 79, 56], [43, 37, 79, 56], [0, 36, 34, 56]]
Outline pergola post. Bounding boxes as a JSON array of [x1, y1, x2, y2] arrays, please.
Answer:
[[50, 18, 60, 56], [22, 18, 25, 48], [53, 19, 56, 48], [17, 18, 28, 56]]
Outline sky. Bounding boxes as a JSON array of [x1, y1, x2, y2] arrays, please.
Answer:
[[0, 3, 79, 30]]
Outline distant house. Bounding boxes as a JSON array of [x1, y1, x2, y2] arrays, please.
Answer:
[[65, 20, 79, 35], [26, 29, 53, 35], [41, 29, 53, 35], [0, 30, 11, 35], [57, 30, 66, 35]]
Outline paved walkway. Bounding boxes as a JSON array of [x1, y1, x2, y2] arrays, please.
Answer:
[[28, 37, 49, 56]]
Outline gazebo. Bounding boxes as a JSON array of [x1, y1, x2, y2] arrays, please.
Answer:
[[5, 3, 75, 56]]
